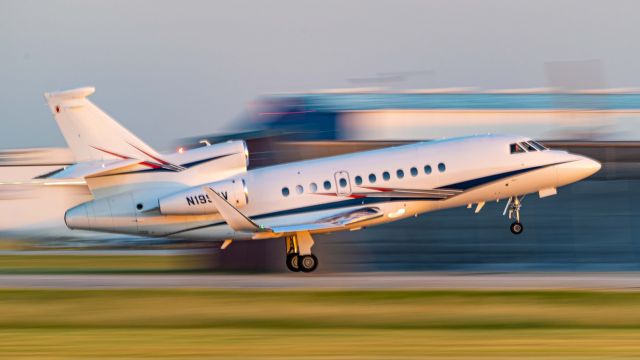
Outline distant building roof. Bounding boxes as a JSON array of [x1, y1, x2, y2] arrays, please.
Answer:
[[262, 92, 640, 111]]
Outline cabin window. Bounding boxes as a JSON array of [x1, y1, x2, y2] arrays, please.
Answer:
[[396, 169, 404, 179], [339, 178, 348, 188], [510, 143, 525, 154], [296, 185, 304, 194], [310, 182, 318, 193], [410, 167, 418, 177], [382, 171, 390, 181], [369, 174, 377, 183], [355, 175, 363, 185], [521, 142, 537, 152], [282, 187, 290, 197], [438, 163, 446, 172], [323, 180, 332, 190], [529, 140, 547, 151], [424, 165, 432, 174]]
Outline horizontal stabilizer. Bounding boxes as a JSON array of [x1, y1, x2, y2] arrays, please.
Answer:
[[49, 159, 142, 179]]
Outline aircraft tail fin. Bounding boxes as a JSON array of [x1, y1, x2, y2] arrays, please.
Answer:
[[44, 87, 165, 164]]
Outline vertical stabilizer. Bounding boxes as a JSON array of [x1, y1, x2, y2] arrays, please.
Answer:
[[44, 87, 163, 163]]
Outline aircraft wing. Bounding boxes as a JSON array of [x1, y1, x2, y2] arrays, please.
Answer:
[[204, 186, 383, 236], [269, 207, 383, 233]]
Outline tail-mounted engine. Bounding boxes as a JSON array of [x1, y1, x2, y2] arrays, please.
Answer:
[[64, 177, 249, 234], [158, 178, 248, 216]]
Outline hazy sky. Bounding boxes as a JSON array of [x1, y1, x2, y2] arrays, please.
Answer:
[[1, 0, 639, 149]]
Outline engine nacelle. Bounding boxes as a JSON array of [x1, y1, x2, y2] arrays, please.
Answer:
[[158, 178, 248, 216]]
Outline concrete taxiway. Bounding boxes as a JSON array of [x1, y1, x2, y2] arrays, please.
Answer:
[[2, 273, 640, 290]]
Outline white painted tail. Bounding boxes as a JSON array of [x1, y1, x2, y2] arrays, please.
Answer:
[[44, 87, 163, 164]]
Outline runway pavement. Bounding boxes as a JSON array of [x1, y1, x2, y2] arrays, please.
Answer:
[[2, 272, 640, 290]]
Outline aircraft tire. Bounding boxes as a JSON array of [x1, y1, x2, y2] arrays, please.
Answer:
[[510, 222, 524, 235], [298, 254, 318, 273], [286, 253, 300, 272]]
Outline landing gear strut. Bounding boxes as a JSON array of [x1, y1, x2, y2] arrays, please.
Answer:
[[504, 195, 524, 235], [285, 231, 318, 273]]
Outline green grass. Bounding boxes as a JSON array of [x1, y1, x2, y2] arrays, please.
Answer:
[[3, 289, 640, 358]]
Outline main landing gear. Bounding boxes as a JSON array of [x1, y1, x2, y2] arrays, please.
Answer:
[[285, 231, 318, 273], [504, 195, 524, 235]]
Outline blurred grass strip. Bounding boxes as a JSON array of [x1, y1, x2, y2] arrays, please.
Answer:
[[4, 329, 640, 359], [2, 290, 640, 358], [3, 289, 640, 330]]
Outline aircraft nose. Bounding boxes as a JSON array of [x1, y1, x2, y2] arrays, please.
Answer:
[[557, 156, 601, 185]]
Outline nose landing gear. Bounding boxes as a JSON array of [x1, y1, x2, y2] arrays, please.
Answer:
[[504, 195, 524, 235], [285, 231, 318, 273], [510, 221, 524, 235]]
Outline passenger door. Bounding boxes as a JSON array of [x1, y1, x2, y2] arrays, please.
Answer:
[[334, 171, 352, 196]]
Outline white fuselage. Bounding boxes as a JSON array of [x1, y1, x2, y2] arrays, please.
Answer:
[[64, 134, 600, 241]]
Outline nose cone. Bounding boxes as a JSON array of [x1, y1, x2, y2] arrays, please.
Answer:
[[557, 156, 601, 185]]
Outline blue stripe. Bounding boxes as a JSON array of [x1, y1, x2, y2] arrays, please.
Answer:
[[181, 153, 235, 168], [439, 165, 545, 190], [251, 197, 428, 220], [439, 161, 573, 191], [165, 197, 432, 237], [167, 161, 570, 237]]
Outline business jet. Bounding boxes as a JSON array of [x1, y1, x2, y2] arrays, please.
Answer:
[[43, 87, 600, 272]]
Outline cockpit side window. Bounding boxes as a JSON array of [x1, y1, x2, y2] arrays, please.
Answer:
[[529, 140, 548, 150], [510, 143, 526, 154], [521, 142, 537, 152]]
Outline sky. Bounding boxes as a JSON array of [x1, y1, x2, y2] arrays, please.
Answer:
[[1, 0, 639, 149]]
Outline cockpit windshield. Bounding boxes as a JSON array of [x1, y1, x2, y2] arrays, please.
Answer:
[[528, 140, 548, 150], [510, 140, 549, 154], [520, 142, 537, 152], [510, 143, 526, 154]]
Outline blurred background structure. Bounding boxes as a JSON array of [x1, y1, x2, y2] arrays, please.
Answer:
[[183, 88, 640, 272], [3, 0, 640, 273], [4, 86, 640, 272], [6, 2, 640, 358]]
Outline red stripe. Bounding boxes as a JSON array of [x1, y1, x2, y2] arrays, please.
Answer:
[[361, 186, 393, 192], [90, 146, 159, 169], [139, 161, 162, 169], [90, 146, 130, 160], [314, 192, 365, 199], [128, 143, 170, 165]]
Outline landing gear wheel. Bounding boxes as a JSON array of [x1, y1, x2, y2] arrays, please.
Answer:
[[286, 253, 300, 272], [298, 254, 318, 273], [510, 222, 524, 235]]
